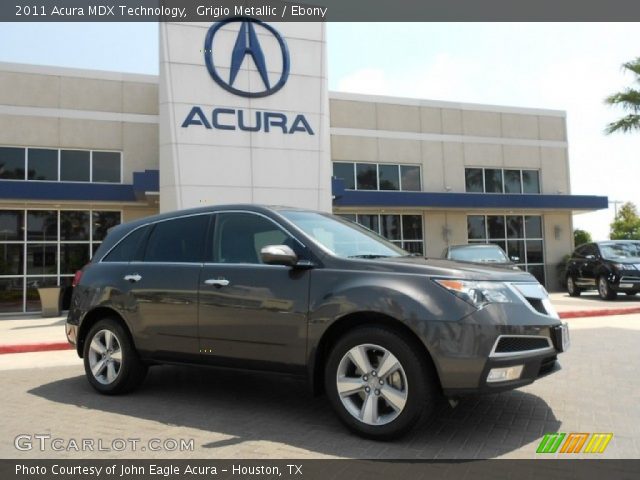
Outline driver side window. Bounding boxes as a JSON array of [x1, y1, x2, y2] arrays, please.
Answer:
[[212, 212, 298, 264]]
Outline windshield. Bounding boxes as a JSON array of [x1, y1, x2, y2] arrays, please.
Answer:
[[600, 242, 640, 261], [279, 211, 407, 258], [449, 245, 510, 263]]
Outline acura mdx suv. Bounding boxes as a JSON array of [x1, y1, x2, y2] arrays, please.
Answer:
[[67, 205, 569, 439]]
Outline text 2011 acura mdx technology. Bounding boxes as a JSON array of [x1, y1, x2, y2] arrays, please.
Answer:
[[66, 205, 569, 439]]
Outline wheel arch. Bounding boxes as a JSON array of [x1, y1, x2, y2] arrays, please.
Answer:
[[310, 311, 442, 396], [76, 306, 133, 358]]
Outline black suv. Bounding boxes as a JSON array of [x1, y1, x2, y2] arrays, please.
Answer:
[[67, 205, 568, 439], [566, 241, 640, 300]]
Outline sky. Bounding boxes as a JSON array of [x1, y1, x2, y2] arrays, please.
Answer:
[[0, 22, 638, 239]]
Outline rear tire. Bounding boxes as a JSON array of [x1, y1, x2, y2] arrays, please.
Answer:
[[597, 276, 617, 301], [324, 326, 439, 440], [566, 276, 581, 297], [83, 317, 147, 395]]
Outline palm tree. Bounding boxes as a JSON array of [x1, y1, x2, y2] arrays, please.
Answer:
[[605, 57, 640, 134]]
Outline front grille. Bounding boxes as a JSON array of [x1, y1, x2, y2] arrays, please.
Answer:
[[494, 336, 551, 353], [619, 276, 640, 283]]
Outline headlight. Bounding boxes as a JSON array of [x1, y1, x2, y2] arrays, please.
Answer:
[[612, 263, 636, 271], [434, 279, 515, 309]]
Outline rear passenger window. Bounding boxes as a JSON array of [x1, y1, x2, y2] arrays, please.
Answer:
[[102, 226, 148, 262], [144, 215, 209, 263]]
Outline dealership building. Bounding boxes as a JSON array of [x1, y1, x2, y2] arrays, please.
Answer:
[[0, 21, 607, 313]]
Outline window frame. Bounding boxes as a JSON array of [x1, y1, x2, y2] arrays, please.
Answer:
[[464, 167, 541, 194]]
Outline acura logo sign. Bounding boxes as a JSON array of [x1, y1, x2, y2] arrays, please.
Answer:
[[204, 17, 290, 98]]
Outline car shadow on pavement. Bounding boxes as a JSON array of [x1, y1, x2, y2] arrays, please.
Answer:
[[28, 365, 560, 459]]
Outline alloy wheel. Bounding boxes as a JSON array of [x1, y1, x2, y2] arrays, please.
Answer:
[[336, 343, 408, 426], [88, 329, 123, 385]]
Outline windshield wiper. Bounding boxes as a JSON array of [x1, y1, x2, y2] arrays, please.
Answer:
[[348, 254, 391, 259]]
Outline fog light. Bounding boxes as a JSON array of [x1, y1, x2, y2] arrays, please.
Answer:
[[487, 365, 524, 383]]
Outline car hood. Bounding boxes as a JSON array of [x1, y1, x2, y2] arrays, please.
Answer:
[[364, 256, 537, 282]]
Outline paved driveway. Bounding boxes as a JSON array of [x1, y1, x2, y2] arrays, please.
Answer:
[[0, 315, 638, 459]]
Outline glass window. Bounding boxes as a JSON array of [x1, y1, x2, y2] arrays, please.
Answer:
[[467, 215, 486, 240], [357, 214, 379, 234], [526, 240, 544, 264], [0, 244, 24, 275], [378, 164, 400, 191], [92, 211, 121, 241], [522, 170, 540, 194], [487, 215, 505, 239], [26, 211, 57, 241], [214, 212, 294, 264], [507, 240, 526, 263], [0, 147, 25, 180], [503, 170, 522, 194], [332, 162, 355, 190], [0, 278, 23, 313], [403, 242, 424, 255], [337, 214, 356, 222], [484, 169, 503, 193], [465, 168, 484, 193], [60, 150, 90, 182], [25, 277, 57, 312], [0, 210, 24, 241], [506, 216, 524, 239], [26, 244, 57, 275], [60, 243, 90, 274], [525, 216, 542, 238], [92, 152, 121, 183], [144, 215, 209, 263], [400, 165, 421, 191], [402, 215, 422, 240], [102, 226, 148, 263], [527, 265, 545, 285], [60, 211, 90, 241], [27, 149, 58, 181], [380, 215, 401, 240], [356, 163, 377, 190]]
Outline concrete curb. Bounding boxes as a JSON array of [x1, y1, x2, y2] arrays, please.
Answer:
[[0, 342, 73, 355], [559, 307, 640, 319]]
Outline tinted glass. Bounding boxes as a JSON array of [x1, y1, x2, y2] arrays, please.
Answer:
[[507, 240, 526, 262], [467, 215, 486, 239], [503, 170, 522, 194], [378, 164, 399, 190], [93, 211, 121, 241], [380, 215, 401, 240], [525, 216, 542, 238], [144, 215, 209, 263], [484, 169, 503, 193], [26, 244, 57, 275], [214, 213, 292, 264], [0, 210, 23, 240], [0, 278, 23, 313], [356, 163, 377, 190], [0, 147, 25, 180], [60, 211, 90, 241], [487, 215, 506, 238], [102, 226, 148, 262], [600, 242, 640, 260], [92, 152, 121, 183], [400, 165, 421, 191], [0, 244, 24, 275], [526, 240, 544, 264], [332, 162, 355, 190], [402, 215, 422, 240], [27, 149, 58, 181], [465, 168, 483, 193], [60, 150, 90, 182], [358, 214, 379, 233], [522, 170, 540, 194], [403, 242, 424, 255], [26, 211, 57, 241], [337, 214, 356, 222], [25, 277, 57, 312], [506, 216, 524, 239], [527, 265, 545, 285], [60, 243, 90, 274]]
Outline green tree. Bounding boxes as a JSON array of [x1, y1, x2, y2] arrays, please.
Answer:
[[573, 228, 592, 246], [605, 57, 640, 134], [610, 202, 640, 239]]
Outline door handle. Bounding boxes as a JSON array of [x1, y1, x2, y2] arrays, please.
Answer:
[[124, 274, 142, 283], [204, 278, 230, 287]]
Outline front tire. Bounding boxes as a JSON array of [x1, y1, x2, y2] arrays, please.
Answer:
[[324, 326, 439, 440], [83, 317, 147, 395], [598, 276, 617, 300], [566, 276, 581, 297]]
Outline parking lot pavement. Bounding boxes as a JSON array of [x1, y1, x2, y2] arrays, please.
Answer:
[[550, 291, 640, 313], [0, 313, 638, 460]]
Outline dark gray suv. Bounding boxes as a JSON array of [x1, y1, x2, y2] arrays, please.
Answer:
[[66, 205, 569, 439]]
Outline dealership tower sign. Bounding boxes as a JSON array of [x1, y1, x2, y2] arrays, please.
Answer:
[[160, 18, 330, 211]]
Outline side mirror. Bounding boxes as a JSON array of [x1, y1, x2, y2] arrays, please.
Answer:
[[585, 254, 596, 260], [260, 245, 298, 267], [510, 256, 520, 262]]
